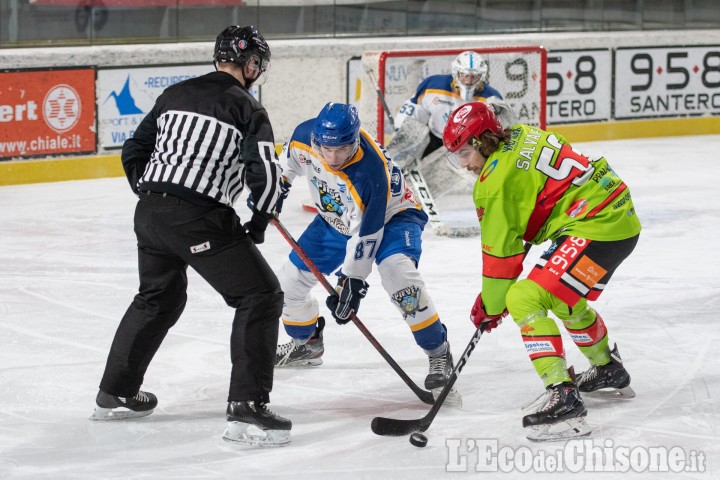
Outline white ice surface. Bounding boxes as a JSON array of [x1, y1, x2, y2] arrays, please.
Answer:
[[1, 135, 719, 479]]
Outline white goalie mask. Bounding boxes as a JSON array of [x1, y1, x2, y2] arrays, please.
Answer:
[[452, 51, 488, 101]]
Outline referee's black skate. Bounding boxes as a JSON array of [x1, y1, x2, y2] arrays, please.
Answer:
[[275, 317, 325, 367], [223, 400, 292, 447], [90, 389, 157, 420], [425, 341, 462, 407], [522, 382, 590, 441], [577, 343, 635, 397]]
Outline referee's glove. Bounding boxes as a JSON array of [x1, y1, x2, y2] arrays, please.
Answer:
[[244, 212, 269, 244]]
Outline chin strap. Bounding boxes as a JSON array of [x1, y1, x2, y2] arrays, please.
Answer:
[[243, 70, 256, 88]]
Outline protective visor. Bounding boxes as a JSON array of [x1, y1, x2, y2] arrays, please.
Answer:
[[445, 138, 480, 169]]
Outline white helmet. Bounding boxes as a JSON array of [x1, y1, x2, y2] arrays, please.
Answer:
[[452, 51, 488, 101]]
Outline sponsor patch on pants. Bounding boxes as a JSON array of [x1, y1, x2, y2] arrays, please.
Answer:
[[571, 256, 607, 287], [190, 241, 211, 254]]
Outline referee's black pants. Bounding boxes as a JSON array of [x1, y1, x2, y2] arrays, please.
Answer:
[[99, 192, 283, 403]]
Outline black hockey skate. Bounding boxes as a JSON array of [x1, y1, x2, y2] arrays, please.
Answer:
[[275, 317, 325, 367], [223, 400, 292, 447], [425, 342, 462, 407], [576, 343, 635, 398], [522, 382, 591, 441], [90, 389, 157, 420]]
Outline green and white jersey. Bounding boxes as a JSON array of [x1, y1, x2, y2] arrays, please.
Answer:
[[474, 124, 641, 315]]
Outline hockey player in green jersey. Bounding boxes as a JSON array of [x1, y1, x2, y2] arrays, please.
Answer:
[[442, 102, 641, 441]]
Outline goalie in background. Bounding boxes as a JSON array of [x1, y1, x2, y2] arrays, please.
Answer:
[[442, 102, 641, 441], [387, 50, 514, 169], [274, 102, 460, 404]]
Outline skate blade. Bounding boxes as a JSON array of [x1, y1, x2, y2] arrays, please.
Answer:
[[275, 358, 323, 368], [584, 385, 636, 399], [525, 417, 591, 442], [222, 421, 291, 447], [432, 387, 462, 408], [89, 407, 154, 421]]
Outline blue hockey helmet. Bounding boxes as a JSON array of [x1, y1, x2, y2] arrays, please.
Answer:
[[311, 103, 361, 169], [312, 102, 360, 148]]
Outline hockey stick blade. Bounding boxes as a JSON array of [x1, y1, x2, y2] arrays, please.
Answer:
[[371, 324, 487, 436]]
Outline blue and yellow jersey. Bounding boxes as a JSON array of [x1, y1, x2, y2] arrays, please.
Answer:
[[395, 74, 503, 138], [280, 120, 428, 279]]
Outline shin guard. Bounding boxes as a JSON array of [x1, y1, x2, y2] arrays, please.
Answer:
[[554, 300, 611, 367], [507, 280, 572, 387]]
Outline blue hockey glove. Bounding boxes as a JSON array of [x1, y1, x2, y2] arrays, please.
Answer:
[[326, 276, 369, 324], [247, 180, 291, 216], [273, 180, 292, 215]]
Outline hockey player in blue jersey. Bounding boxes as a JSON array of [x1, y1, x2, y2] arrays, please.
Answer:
[[274, 102, 458, 401], [391, 51, 504, 160]]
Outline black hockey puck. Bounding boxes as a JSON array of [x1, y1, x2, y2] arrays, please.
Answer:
[[409, 432, 428, 448]]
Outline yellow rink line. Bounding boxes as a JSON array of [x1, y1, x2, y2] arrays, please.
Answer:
[[550, 116, 720, 143], [0, 155, 125, 186], [2, 117, 719, 186]]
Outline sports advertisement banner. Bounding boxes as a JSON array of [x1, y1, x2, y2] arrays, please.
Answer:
[[546, 49, 612, 125], [0, 68, 96, 159], [614, 45, 720, 120], [97, 65, 260, 149]]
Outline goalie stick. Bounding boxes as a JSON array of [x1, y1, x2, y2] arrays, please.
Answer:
[[270, 217, 435, 405], [403, 150, 479, 238], [365, 67, 478, 238], [371, 322, 489, 436], [365, 67, 397, 131]]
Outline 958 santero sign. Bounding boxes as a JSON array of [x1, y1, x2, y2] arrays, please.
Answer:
[[615, 45, 720, 120], [0, 68, 96, 159], [546, 49, 612, 125]]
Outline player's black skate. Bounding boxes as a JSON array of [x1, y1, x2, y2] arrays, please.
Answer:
[[223, 400, 292, 447], [576, 343, 635, 398], [522, 382, 590, 441], [275, 317, 325, 367], [90, 389, 157, 420], [425, 342, 462, 407]]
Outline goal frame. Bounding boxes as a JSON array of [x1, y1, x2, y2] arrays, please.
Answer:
[[365, 46, 548, 143]]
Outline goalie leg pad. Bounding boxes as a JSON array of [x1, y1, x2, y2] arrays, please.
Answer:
[[223, 421, 291, 447]]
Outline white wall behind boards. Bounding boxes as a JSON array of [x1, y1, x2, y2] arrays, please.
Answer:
[[2, 29, 720, 147]]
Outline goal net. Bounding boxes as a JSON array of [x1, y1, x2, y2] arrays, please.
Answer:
[[359, 46, 547, 236], [360, 46, 547, 143]]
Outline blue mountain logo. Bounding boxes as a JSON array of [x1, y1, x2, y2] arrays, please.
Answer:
[[106, 75, 143, 115]]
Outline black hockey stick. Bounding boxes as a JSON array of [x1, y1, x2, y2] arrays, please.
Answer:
[[371, 322, 488, 436], [371, 243, 532, 436], [270, 217, 435, 405]]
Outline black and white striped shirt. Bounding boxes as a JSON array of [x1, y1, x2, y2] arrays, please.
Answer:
[[121, 71, 281, 214]]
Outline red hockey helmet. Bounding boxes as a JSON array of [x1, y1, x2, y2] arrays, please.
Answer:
[[442, 102, 503, 153]]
